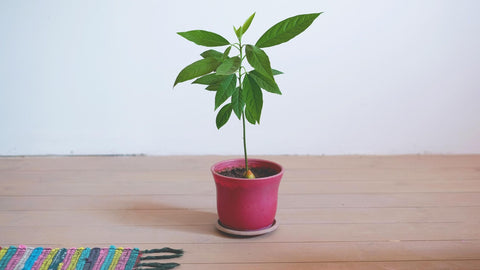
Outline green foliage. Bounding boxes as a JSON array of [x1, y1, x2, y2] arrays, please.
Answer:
[[174, 12, 320, 123], [248, 70, 281, 94], [200, 49, 224, 60], [192, 74, 226, 86], [216, 103, 233, 129], [177, 30, 230, 47], [256, 13, 321, 48], [174, 12, 320, 170], [231, 88, 244, 119], [173, 57, 220, 86], [243, 73, 263, 124], [215, 74, 236, 110], [216, 57, 242, 75], [245, 45, 274, 79]]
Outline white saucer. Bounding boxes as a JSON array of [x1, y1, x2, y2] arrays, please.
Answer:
[[216, 219, 279, 236]]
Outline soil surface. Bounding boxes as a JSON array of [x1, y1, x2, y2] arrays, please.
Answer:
[[218, 167, 278, 179]]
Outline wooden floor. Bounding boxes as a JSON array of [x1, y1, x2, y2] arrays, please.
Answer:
[[1, 155, 480, 269]]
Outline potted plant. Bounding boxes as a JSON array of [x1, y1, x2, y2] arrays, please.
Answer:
[[174, 12, 321, 235]]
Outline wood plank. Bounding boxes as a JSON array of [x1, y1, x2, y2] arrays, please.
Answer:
[[0, 242, 478, 264], [163, 241, 480, 264], [3, 166, 479, 182], [2, 156, 479, 183], [2, 207, 480, 226], [1, 193, 479, 211], [1, 223, 479, 245], [176, 261, 480, 270], [2, 179, 480, 196], [2, 155, 479, 170]]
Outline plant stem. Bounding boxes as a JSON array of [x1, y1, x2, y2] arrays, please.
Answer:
[[242, 111, 248, 171], [238, 38, 248, 172]]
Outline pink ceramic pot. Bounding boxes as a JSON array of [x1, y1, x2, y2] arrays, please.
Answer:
[[211, 158, 283, 231]]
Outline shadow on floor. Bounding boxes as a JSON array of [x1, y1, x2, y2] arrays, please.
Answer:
[[107, 199, 220, 236], [106, 198, 273, 239]]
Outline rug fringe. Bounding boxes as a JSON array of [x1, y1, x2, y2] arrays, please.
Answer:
[[135, 262, 180, 270], [140, 248, 184, 260], [134, 248, 183, 269]]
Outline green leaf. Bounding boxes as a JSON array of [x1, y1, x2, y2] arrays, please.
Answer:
[[234, 26, 242, 40], [245, 107, 256, 125], [241, 12, 256, 35], [231, 87, 244, 119], [245, 45, 274, 78], [200, 49, 223, 60], [205, 83, 220, 91], [174, 57, 220, 87], [223, 46, 232, 59], [215, 74, 237, 109], [272, 69, 283, 75], [216, 56, 241, 75], [249, 70, 282, 95], [242, 74, 263, 124], [216, 103, 233, 129], [178, 30, 230, 47], [255, 13, 321, 48], [192, 74, 227, 85]]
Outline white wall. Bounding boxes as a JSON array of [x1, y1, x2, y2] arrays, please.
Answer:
[[1, 0, 479, 155]]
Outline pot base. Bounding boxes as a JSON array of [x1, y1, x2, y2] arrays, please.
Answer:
[[216, 219, 278, 236]]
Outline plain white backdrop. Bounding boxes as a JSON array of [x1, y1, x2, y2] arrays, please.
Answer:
[[1, 0, 479, 155]]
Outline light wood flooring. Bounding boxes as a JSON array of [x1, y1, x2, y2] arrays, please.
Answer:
[[1, 155, 479, 269]]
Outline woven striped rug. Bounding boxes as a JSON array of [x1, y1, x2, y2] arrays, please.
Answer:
[[0, 246, 183, 270]]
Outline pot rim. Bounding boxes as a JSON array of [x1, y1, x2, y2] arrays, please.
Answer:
[[211, 158, 284, 181]]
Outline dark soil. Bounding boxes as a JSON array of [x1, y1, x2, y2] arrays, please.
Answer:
[[218, 167, 279, 179]]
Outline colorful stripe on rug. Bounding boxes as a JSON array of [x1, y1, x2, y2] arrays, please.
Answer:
[[0, 245, 183, 270]]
